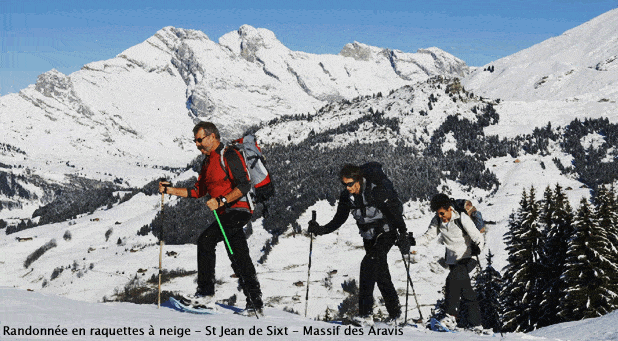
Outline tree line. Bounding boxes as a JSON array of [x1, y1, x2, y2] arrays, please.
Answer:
[[476, 184, 618, 332]]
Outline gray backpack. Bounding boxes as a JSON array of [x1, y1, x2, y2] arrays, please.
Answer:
[[220, 134, 274, 210]]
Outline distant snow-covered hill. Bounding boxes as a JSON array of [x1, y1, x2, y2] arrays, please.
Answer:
[[463, 8, 618, 102], [462, 9, 618, 138], [256, 77, 486, 148]]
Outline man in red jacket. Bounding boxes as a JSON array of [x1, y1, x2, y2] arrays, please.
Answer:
[[159, 121, 262, 315]]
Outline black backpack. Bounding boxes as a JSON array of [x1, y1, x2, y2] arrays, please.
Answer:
[[359, 162, 397, 193]]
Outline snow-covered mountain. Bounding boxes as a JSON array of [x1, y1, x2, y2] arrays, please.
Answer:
[[464, 8, 618, 102], [0, 25, 468, 179], [255, 77, 489, 149], [462, 8, 618, 138], [0, 25, 468, 215]]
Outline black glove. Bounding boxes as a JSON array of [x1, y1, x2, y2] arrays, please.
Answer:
[[470, 241, 481, 256], [408, 232, 416, 247], [396, 232, 411, 255], [308, 220, 327, 236]]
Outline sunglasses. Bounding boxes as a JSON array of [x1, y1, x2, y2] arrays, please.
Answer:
[[193, 135, 210, 143], [342, 180, 357, 188]]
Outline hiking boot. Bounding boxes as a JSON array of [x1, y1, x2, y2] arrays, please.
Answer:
[[182, 290, 216, 310], [468, 325, 492, 335], [384, 314, 403, 327], [193, 295, 216, 310], [235, 306, 264, 317], [351, 315, 375, 327], [438, 314, 457, 330], [234, 298, 264, 317]]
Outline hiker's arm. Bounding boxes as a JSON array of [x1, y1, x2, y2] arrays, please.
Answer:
[[322, 199, 350, 233], [309, 192, 350, 235], [186, 160, 210, 198], [206, 187, 245, 211], [460, 214, 484, 249], [415, 216, 440, 246], [159, 183, 190, 198], [379, 197, 407, 236]]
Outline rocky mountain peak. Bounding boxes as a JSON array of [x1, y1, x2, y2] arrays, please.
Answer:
[[34, 69, 73, 99], [339, 41, 382, 61], [219, 25, 288, 62], [156, 26, 210, 43]]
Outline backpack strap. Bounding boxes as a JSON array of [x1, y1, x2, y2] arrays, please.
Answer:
[[219, 144, 251, 183], [453, 217, 467, 236], [219, 146, 232, 182], [219, 144, 255, 211]]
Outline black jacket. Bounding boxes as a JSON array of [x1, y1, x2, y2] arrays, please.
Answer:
[[320, 178, 407, 239]]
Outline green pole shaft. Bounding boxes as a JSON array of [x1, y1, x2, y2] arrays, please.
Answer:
[[213, 209, 259, 319], [213, 210, 233, 255]]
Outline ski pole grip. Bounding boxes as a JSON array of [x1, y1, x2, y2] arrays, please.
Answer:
[[312, 210, 316, 222]]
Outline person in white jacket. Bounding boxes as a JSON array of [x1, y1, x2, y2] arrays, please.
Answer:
[[415, 193, 484, 330]]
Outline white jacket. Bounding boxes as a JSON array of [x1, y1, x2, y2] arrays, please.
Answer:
[[416, 209, 484, 265]]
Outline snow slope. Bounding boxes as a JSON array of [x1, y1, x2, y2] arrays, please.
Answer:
[[2, 285, 617, 341], [463, 8, 618, 102], [462, 8, 618, 137]]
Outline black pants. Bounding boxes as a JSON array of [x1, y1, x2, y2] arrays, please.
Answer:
[[197, 210, 263, 308], [359, 231, 401, 318], [445, 258, 481, 326]]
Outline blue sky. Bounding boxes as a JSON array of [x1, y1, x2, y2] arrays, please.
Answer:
[[1, 0, 616, 95]]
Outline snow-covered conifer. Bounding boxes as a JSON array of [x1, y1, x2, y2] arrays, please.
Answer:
[[593, 184, 618, 310], [538, 184, 574, 327], [558, 198, 618, 320], [501, 187, 545, 332], [474, 250, 503, 332]]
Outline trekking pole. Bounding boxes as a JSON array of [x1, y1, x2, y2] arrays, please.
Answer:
[[213, 210, 259, 320], [304, 210, 316, 317], [399, 249, 424, 321], [404, 243, 410, 325], [158, 181, 168, 309]]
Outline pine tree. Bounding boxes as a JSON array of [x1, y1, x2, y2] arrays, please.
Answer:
[[474, 250, 503, 332], [538, 184, 574, 327], [558, 198, 618, 320], [596, 185, 618, 256], [501, 187, 545, 332], [593, 185, 618, 309]]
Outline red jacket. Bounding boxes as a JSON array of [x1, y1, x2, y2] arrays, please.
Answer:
[[187, 143, 252, 214]]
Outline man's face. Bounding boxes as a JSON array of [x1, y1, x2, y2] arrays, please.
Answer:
[[342, 177, 361, 195], [194, 129, 216, 155], [436, 207, 453, 223]]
